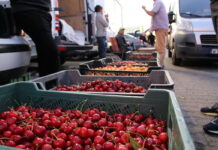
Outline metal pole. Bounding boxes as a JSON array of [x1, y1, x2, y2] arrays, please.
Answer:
[[115, 0, 124, 27]]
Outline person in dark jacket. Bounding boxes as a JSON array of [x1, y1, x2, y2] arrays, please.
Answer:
[[10, 0, 59, 76], [116, 28, 129, 60]]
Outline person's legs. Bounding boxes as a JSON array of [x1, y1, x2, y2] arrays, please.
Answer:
[[155, 29, 167, 66], [14, 11, 59, 76], [97, 37, 106, 58], [215, 16, 218, 43]]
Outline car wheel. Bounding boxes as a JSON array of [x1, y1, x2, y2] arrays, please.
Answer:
[[172, 43, 181, 65]]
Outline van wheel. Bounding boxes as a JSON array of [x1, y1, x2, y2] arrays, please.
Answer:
[[172, 44, 181, 65]]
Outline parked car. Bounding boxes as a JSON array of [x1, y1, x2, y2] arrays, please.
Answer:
[[0, 0, 31, 84], [168, 0, 218, 65], [124, 34, 146, 50]]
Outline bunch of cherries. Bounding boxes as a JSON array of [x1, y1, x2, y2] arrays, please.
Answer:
[[0, 105, 168, 150]]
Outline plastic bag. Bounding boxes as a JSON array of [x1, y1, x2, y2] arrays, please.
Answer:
[[60, 19, 85, 46]]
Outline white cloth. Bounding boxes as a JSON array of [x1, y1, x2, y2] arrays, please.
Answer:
[[60, 19, 85, 46]]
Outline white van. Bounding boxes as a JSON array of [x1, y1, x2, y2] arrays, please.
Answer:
[[168, 0, 218, 65], [50, 0, 98, 61], [0, 0, 31, 83]]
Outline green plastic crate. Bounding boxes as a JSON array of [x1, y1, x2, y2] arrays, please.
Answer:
[[0, 82, 195, 150]]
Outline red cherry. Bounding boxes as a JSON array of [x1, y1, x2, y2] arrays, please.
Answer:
[[5, 140, 16, 146], [15, 145, 26, 149], [70, 136, 82, 145], [3, 130, 12, 137], [72, 143, 83, 150], [41, 144, 53, 150], [147, 129, 155, 137], [53, 138, 66, 148], [120, 133, 130, 144], [94, 136, 105, 145], [98, 118, 108, 127], [79, 127, 88, 138], [103, 141, 115, 150], [13, 126, 24, 134], [114, 122, 124, 131], [6, 117, 17, 125], [84, 138, 92, 145], [24, 130, 35, 139], [136, 125, 146, 136], [57, 132, 67, 140], [33, 137, 44, 147], [83, 120, 93, 128], [158, 132, 168, 143], [92, 113, 101, 121], [87, 128, 95, 138], [34, 125, 46, 137]]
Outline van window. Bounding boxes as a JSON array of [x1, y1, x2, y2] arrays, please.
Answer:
[[179, 0, 211, 18]]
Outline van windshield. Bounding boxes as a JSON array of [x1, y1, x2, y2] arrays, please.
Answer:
[[180, 0, 211, 18]]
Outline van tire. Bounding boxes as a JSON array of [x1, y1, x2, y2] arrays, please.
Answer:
[[172, 43, 181, 65]]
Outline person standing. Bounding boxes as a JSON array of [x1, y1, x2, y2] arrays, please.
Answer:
[[148, 32, 155, 46], [95, 5, 109, 58], [142, 0, 169, 67], [211, 0, 218, 41], [10, 0, 59, 77]]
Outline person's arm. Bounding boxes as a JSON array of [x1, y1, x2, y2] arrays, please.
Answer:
[[99, 14, 109, 28], [142, 6, 155, 16], [142, 2, 161, 17]]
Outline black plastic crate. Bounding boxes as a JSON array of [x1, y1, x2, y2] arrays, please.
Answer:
[[31, 70, 174, 96], [126, 51, 158, 62], [99, 58, 162, 70], [79, 59, 162, 75]]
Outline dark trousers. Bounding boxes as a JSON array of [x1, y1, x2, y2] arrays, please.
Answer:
[[96, 37, 107, 58], [14, 10, 59, 76], [212, 16, 218, 37]]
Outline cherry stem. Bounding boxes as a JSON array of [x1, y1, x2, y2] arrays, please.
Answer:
[[79, 99, 88, 112], [130, 111, 140, 120], [0, 137, 11, 140]]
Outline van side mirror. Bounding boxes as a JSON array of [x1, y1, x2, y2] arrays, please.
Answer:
[[168, 11, 176, 24]]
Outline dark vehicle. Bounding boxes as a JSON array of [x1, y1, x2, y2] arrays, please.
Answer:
[[124, 34, 146, 50], [0, 0, 31, 83]]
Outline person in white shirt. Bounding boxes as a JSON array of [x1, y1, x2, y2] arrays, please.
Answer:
[[95, 5, 109, 58]]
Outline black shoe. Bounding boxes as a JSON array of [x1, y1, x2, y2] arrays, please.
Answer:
[[203, 118, 218, 135], [201, 103, 218, 116]]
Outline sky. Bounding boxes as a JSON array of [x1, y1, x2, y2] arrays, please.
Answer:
[[94, 0, 171, 32]]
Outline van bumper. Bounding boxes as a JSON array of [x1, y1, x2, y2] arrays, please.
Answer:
[[175, 32, 218, 61]]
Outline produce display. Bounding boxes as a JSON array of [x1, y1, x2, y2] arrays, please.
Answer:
[[108, 61, 146, 66], [128, 54, 155, 60], [86, 72, 149, 77], [0, 105, 168, 150], [56, 80, 147, 93], [94, 66, 149, 72]]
